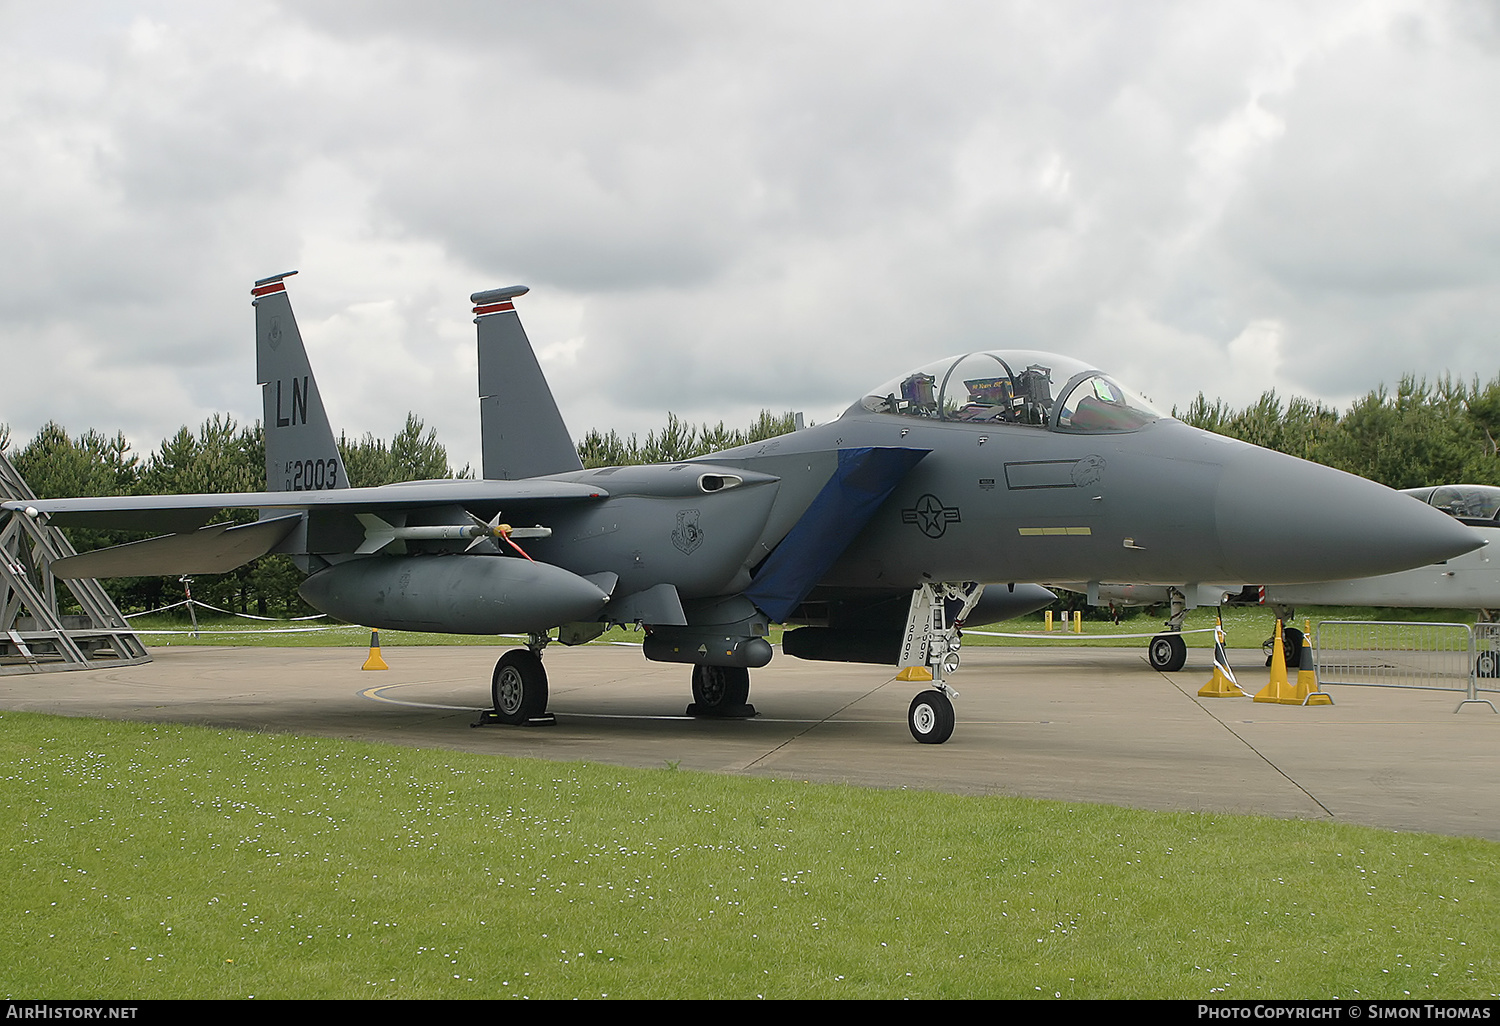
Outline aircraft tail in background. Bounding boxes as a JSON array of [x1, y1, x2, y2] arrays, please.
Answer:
[[473, 286, 583, 481], [252, 271, 349, 492]]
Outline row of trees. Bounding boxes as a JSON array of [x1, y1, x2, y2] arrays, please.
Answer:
[[7, 413, 459, 501], [1173, 373, 1500, 490], [577, 411, 798, 467], [1, 409, 799, 618]]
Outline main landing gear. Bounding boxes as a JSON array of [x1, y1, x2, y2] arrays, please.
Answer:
[[900, 582, 984, 745], [475, 633, 556, 727], [1148, 587, 1189, 672], [686, 665, 756, 718]]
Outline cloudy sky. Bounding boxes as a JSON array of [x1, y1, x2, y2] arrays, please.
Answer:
[[2, 1, 1497, 472]]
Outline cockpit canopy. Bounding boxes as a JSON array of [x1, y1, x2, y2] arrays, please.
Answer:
[[1402, 484, 1500, 521], [853, 350, 1164, 433]]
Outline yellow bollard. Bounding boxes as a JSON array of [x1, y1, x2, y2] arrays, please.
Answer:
[[1045, 610, 1053, 632], [1073, 610, 1082, 633], [362, 629, 389, 671]]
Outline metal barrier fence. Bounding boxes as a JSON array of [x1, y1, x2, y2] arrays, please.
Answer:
[[1315, 620, 1498, 713]]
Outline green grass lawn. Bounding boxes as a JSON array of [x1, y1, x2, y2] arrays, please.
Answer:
[[2, 711, 1496, 1000]]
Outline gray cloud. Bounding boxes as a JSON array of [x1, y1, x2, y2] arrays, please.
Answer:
[[1, 1, 1496, 474]]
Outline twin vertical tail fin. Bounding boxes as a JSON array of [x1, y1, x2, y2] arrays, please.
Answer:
[[252, 272, 349, 492], [473, 286, 582, 480], [250, 275, 576, 491]]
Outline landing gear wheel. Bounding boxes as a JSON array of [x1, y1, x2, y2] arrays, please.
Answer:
[[692, 665, 749, 709], [687, 665, 755, 718], [1476, 650, 1500, 678], [1283, 627, 1304, 668], [908, 690, 955, 745], [491, 649, 548, 725], [1262, 628, 1304, 667], [1148, 633, 1188, 672]]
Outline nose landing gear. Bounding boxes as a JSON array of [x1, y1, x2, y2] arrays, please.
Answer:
[[1148, 587, 1189, 672], [899, 582, 983, 744]]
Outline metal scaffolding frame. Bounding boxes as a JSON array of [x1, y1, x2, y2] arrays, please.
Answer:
[[0, 449, 150, 674]]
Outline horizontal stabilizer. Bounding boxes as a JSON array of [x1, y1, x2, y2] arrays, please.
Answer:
[[51, 515, 303, 579]]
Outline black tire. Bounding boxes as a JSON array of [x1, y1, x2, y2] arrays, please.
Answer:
[[1283, 627, 1304, 668], [1148, 633, 1187, 673], [691, 665, 750, 713], [491, 649, 548, 725], [1263, 628, 1304, 667], [908, 690, 955, 745], [1476, 650, 1500, 679]]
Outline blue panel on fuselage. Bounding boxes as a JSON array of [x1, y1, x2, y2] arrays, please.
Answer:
[[744, 447, 928, 622]]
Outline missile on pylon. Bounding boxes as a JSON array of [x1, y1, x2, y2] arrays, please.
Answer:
[[354, 513, 552, 554]]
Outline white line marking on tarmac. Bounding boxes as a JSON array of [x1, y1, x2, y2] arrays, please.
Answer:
[[358, 682, 820, 722]]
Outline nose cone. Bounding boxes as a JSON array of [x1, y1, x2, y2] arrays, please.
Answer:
[[1215, 445, 1483, 583]]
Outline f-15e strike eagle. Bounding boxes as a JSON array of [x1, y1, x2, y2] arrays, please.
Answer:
[[5, 273, 1482, 743]]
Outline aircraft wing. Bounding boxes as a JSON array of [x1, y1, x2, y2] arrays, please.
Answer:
[[2, 478, 608, 533], [6, 478, 612, 579]]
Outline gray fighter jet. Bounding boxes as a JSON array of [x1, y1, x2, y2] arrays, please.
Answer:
[[5, 273, 1482, 743]]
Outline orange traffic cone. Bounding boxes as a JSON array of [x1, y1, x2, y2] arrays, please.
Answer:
[[1294, 635, 1333, 706], [1254, 620, 1301, 704], [1199, 622, 1245, 698]]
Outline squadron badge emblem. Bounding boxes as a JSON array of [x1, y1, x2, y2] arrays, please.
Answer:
[[672, 509, 703, 554]]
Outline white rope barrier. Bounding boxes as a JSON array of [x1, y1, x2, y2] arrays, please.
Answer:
[[131, 624, 362, 636], [964, 626, 1220, 640], [123, 598, 326, 622], [181, 600, 327, 622]]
